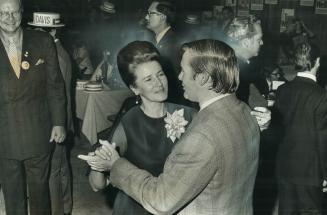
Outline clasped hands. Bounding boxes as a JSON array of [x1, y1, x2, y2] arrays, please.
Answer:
[[78, 139, 120, 172]]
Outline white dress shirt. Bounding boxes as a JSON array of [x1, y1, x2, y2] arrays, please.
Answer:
[[297, 72, 316, 82], [155, 26, 171, 44], [200, 94, 231, 111]]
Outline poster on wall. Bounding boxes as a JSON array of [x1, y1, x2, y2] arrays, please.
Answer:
[[280, 8, 295, 32], [213, 5, 224, 19], [300, 0, 314, 6], [238, 0, 251, 16], [315, 0, 327, 14], [226, 0, 236, 6], [251, 0, 264, 10], [265, 0, 278, 5], [201, 10, 213, 24]]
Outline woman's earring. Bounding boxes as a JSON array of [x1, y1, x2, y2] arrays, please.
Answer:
[[136, 95, 141, 104]]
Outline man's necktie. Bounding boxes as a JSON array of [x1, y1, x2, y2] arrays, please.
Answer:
[[8, 38, 20, 78]]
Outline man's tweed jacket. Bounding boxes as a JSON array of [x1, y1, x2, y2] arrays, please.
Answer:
[[110, 94, 260, 215]]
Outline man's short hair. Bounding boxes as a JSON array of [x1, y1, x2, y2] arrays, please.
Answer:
[[226, 15, 261, 42], [155, 1, 176, 25], [180, 39, 239, 94], [294, 42, 320, 71]]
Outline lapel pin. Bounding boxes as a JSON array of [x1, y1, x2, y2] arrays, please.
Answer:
[[24, 51, 28, 57], [21, 61, 30, 70]]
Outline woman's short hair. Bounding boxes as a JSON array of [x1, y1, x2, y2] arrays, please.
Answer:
[[180, 39, 239, 94], [226, 15, 261, 42], [117, 41, 160, 87], [294, 42, 320, 71]]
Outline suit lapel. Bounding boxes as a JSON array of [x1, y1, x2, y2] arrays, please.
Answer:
[[0, 30, 32, 82], [157, 29, 169, 47], [10, 29, 37, 97], [0, 38, 19, 99], [20, 29, 34, 80], [0, 38, 17, 79]]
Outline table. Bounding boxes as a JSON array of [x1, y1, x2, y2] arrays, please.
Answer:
[[76, 88, 133, 145]]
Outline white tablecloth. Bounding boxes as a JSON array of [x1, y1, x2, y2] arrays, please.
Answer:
[[0, 188, 4, 215], [76, 88, 133, 145]]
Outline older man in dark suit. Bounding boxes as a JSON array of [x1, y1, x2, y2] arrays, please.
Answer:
[[274, 42, 327, 214], [80, 39, 260, 214], [225, 16, 271, 130], [0, 0, 66, 214]]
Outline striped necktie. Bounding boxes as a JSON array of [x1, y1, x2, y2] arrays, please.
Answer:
[[8, 38, 20, 78]]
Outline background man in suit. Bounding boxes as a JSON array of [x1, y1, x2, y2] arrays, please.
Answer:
[[28, 12, 73, 215], [80, 39, 260, 214], [145, 0, 184, 104], [0, 0, 66, 214], [145, 1, 176, 55], [226, 17, 277, 213], [274, 42, 327, 214], [225, 16, 271, 130]]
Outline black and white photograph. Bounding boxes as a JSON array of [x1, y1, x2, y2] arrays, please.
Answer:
[[0, 0, 327, 215]]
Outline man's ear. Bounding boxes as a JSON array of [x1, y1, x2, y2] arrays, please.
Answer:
[[160, 14, 167, 22], [241, 38, 251, 49], [196, 73, 211, 87]]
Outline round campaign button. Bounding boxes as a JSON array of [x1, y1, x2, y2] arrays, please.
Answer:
[[21, 61, 30, 70]]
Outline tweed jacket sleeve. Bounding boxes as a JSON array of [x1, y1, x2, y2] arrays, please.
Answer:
[[110, 118, 219, 214]]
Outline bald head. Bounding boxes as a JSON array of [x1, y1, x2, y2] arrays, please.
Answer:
[[0, 0, 22, 36], [0, 0, 21, 8], [226, 16, 263, 59]]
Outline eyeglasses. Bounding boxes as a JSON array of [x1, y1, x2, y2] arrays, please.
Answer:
[[0, 10, 21, 19], [147, 11, 162, 16]]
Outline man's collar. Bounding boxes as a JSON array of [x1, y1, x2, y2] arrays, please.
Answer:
[[297, 72, 316, 82], [200, 94, 231, 111], [155, 26, 171, 44]]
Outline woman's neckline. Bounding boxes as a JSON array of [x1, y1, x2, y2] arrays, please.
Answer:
[[139, 103, 167, 119]]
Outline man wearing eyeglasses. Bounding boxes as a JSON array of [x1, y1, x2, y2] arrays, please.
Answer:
[[0, 0, 66, 214], [145, 1, 185, 105]]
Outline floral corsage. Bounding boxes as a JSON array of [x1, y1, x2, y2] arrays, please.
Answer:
[[164, 109, 188, 142]]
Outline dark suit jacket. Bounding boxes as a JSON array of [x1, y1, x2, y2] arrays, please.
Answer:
[[236, 57, 268, 109], [0, 29, 66, 160], [155, 28, 184, 104], [274, 76, 327, 186], [156, 28, 179, 67], [56, 40, 73, 132]]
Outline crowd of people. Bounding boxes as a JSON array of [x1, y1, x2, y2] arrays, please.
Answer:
[[0, 0, 326, 214]]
